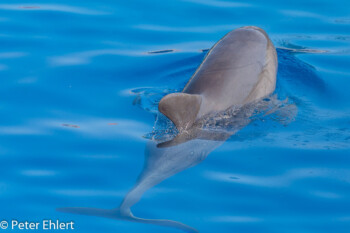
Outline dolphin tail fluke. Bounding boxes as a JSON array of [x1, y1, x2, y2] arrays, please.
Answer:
[[159, 93, 202, 131], [57, 207, 198, 233]]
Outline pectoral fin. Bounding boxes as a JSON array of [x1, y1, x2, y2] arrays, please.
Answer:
[[158, 93, 202, 131]]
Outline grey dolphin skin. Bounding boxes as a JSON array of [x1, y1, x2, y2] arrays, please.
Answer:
[[57, 26, 279, 233], [159, 26, 278, 132]]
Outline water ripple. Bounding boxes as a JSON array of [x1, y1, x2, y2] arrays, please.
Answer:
[[205, 168, 350, 187], [183, 0, 252, 8], [21, 170, 58, 177], [280, 10, 325, 19], [0, 64, 7, 71], [42, 118, 151, 140], [49, 49, 143, 66], [209, 216, 262, 223], [51, 189, 126, 197], [0, 52, 27, 59], [0, 4, 109, 15], [134, 24, 240, 33], [0, 125, 47, 135]]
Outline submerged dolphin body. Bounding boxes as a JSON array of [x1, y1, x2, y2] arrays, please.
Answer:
[[57, 138, 229, 233], [159, 26, 277, 132]]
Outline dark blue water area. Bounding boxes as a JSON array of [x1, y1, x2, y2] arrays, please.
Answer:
[[0, 0, 350, 233]]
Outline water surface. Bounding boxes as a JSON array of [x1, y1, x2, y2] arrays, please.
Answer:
[[0, 0, 350, 232]]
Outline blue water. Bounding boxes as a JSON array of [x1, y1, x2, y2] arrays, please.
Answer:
[[1, 0, 350, 232]]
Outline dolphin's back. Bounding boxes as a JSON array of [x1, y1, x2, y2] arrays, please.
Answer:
[[184, 26, 277, 115], [159, 26, 277, 131]]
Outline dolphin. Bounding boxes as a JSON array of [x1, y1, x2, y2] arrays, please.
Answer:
[[57, 26, 282, 233], [159, 26, 278, 133]]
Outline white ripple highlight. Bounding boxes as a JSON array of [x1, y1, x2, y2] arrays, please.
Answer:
[[43, 118, 151, 140], [311, 191, 342, 199], [134, 24, 240, 33], [210, 216, 262, 223], [21, 170, 58, 177], [51, 189, 126, 197], [0, 52, 27, 59], [0, 126, 47, 135], [183, 0, 252, 8], [49, 49, 142, 66], [280, 10, 328, 21], [0, 4, 108, 15]]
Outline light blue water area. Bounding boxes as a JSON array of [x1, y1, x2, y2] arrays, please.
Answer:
[[0, 0, 350, 232]]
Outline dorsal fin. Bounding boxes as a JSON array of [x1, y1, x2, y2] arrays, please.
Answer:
[[158, 93, 202, 131]]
